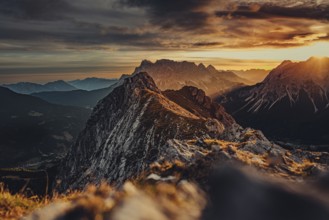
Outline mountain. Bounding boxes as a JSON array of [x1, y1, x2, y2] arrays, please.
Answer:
[[57, 72, 241, 189], [3, 80, 78, 94], [32, 85, 118, 109], [133, 59, 247, 96], [2, 82, 46, 95], [217, 57, 329, 145], [68, 77, 118, 91], [232, 69, 270, 84], [0, 87, 91, 167]]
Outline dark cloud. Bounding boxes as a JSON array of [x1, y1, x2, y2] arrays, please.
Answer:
[[118, 0, 214, 31], [216, 3, 329, 20], [0, 0, 328, 53], [193, 42, 224, 47], [0, 0, 164, 50], [0, 0, 75, 20], [0, 22, 163, 50]]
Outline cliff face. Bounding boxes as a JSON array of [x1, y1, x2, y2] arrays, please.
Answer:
[[57, 72, 236, 190]]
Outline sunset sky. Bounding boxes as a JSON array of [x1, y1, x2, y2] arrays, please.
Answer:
[[0, 0, 329, 83]]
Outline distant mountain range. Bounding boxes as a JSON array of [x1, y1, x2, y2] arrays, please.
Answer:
[[232, 69, 270, 84], [68, 77, 118, 91], [30, 60, 248, 108], [0, 87, 91, 167], [2, 77, 119, 95], [3, 80, 78, 94], [218, 57, 329, 144], [32, 86, 118, 109], [134, 59, 247, 96]]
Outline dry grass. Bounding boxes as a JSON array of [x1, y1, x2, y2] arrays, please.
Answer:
[[0, 183, 84, 220], [0, 180, 205, 220], [0, 183, 44, 219]]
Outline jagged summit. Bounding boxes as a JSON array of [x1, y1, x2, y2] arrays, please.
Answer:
[[164, 86, 235, 128], [133, 59, 246, 95], [124, 72, 160, 93], [218, 57, 329, 144], [233, 57, 329, 113], [265, 56, 329, 84], [58, 72, 237, 190], [277, 60, 292, 67], [206, 65, 217, 73]]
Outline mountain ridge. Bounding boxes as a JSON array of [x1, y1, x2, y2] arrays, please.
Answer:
[[134, 59, 247, 96], [217, 57, 329, 144], [68, 77, 118, 91]]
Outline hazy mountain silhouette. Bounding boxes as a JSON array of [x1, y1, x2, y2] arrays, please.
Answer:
[[68, 77, 118, 91], [0, 87, 91, 167], [3, 80, 78, 94]]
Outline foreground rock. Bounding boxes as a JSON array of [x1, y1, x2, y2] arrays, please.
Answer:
[[25, 181, 206, 220], [26, 166, 329, 220]]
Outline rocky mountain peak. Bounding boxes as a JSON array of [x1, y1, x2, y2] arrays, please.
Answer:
[[140, 59, 153, 66], [235, 57, 329, 113], [126, 72, 161, 93], [266, 57, 329, 83], [206, 65, 217, 73], [218, 57, 329, 143], [280, 60, 292, 65], [164, 86, 236, 128], [57, 73, 239, 190], [198, 63, 206, 69]]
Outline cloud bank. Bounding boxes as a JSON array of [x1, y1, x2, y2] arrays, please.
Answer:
[[0, 0, 328, 80]]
